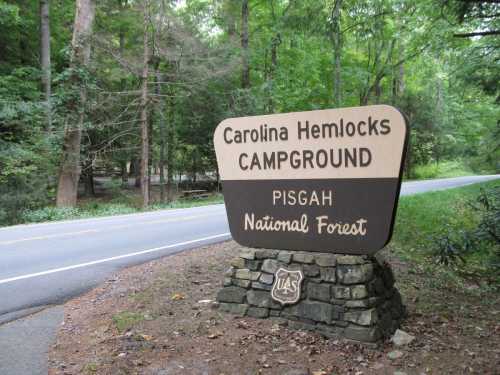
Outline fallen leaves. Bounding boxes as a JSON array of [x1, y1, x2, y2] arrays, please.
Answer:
[[171, 293, 185, 301]]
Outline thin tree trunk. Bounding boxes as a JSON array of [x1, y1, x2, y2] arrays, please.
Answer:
[[40, 0, 51, 131], [139, 1, 150, 208], [56, 0, 95, 207], [121, 161, 128, 188], [166, 93, 174, 203], [83, 162, 95, 197], [332, 0, 342, 107], [267, 34, 280, 112], [155, 68, 167, 203], [241, 0, 250, 89], [133, 158, 141, 187], [398, 63, 405, 96], [148, 102, 153, 202]]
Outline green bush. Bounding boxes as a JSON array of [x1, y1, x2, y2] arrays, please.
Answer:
[[412, 160, 473, 180]]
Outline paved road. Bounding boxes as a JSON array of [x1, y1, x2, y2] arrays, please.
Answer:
[[0, 174, 498, 374]]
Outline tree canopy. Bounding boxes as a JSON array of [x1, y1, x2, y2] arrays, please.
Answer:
[[0, 0, 498, 225]]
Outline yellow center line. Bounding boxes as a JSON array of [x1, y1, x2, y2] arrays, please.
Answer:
[[0, 213, 223, 246]]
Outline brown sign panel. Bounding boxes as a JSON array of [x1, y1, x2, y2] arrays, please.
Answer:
[[214, 105, 408, 255]]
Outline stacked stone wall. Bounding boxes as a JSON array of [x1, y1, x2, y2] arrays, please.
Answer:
[[216, 249, 405, 343]]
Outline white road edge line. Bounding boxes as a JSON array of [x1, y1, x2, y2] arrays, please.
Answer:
[[0, 233, 231, 285]]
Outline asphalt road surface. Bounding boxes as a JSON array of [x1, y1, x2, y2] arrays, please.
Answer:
[[0, 174, 498, 374]]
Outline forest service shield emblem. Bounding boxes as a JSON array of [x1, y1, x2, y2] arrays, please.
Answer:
[[271, 268, 304, 305]]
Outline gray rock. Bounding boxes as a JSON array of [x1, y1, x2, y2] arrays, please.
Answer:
[[307, 283, 330, 302], [293, 252, 315, 264], [217, 286, 247, 303], [247, 307, 269, 318], [234, 268, 251, 280], [299, 301, 333, 324], [261, 259, 279, 274], [277, 251, 292, 264], [218, 303, 248, 317], [245, 259, 262, 271], [387, 350, 404, 360], [235, 268, 260, 280], [391, 329, 415, 346], [351, 285, 369, 299], [231, 278, 251, 288], [223, 277, 232, 286], [394, 372, 408, 375], [255, 249, 279, 259], [240, 248, 256, 260], [247, 290, 281, 309], [230, 257, 245, 268], [303, 264, 320, 277], [332, 286, 350, 299], [337, 263, 374, 284], [269, 309, 281, 317], [336, 255, 367, 265], [320, 267, 337, 283], [344, 308, 378, 326], [344, 325, 381, 342], [314, 254, 336, 267], [252, 281, 272, 291], [345, 299, 371, 308], [259, 273, 274, 285]]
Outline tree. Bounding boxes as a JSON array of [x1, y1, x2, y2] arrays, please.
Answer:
[[39, 0, 51, 131], [139, 0, 150, 208], [331, 0, 342, 107], [56, 0, 96, 207], [241, 0, 250, 89]]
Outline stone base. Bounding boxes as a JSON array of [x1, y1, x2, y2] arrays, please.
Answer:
[[216, 249, 405, 343]]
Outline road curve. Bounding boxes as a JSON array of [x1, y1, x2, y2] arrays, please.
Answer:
[[0, 174, 498, 375]]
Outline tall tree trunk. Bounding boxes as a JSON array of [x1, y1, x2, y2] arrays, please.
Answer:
[[56, 0, 95, 207], [332, 0, 342, 107], [398, 63, 405, 96], [155, 68, 167, 203], [139, 2, 150, 208], [40, 0, 51, 131], [166, 93, 174, 203], [267, 34, 280, 113], [132, 158, 141, 187], [83, 162, 95, 197], [121, 160, 128, 188], [148, 102, 153, 202], [241, 0, 250, 89]]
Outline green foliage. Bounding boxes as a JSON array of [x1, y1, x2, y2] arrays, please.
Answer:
[[16, 194, 224, 226], [393, 180, 500, 286], [0, 0, 498, 225], [412, 160, 473, 180]]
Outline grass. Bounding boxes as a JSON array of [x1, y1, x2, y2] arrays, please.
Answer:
[[390, 179, 500, 291], [16, 193, 224, 225], [112, 311, 145, 333], [410, 160, 474, 180]]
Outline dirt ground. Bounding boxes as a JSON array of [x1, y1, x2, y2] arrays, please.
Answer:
[[48, 241, 500, 375]]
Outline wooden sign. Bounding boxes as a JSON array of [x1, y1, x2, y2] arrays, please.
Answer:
[[214, 105, 408, 255]]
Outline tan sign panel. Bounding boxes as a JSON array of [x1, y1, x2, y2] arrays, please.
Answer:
[[214, 105, 408, 255], [214, 105, 406, 180]]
